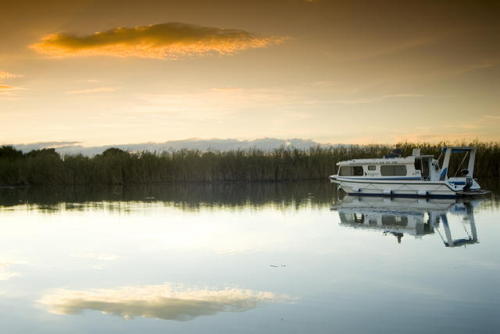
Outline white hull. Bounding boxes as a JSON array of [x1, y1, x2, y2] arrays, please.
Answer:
[[330, 177, 483, 198]]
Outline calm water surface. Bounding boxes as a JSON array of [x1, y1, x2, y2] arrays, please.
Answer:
[[1, 182, 499, 333]]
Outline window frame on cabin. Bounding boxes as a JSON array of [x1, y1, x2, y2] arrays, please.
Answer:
[[339, 166, 364, 176], [380, 165, 407, 176]]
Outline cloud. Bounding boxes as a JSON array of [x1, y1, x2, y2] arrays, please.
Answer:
[[0, 85, 23, 98], [0, 84, 25, 98], [0, 264, 19, 280], [66, 86, 118, 95], [0, 260, 25, 281], [12, 138, 323, 156], [39, 283, 291, 321], [332, 93, 424, 105], [0, 71, 22, 80], [12, 141, 81, 152], [31, 22, 285, 59], [0, 71, 24, 97], [72, 252, 120, 261], [0, 272, 19, 281], [484, 114, 500, 120], [134, 88, 293, 121]]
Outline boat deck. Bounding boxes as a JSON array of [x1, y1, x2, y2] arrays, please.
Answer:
[[456, 189, 490, 197]]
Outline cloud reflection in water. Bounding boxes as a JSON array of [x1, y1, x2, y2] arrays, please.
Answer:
[[40, 284, 290, 321], [0, 260, 24, 281]]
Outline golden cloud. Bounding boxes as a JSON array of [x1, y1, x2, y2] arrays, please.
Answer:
[[31, 22, 285, 59], [39, 283, 291, 321], [0, 71, 22, 80], [0, 85, 13, 90], [66, 86, 118, 95]]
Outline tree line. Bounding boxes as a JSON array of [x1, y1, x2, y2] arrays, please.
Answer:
[[0, 143, 499, 186]]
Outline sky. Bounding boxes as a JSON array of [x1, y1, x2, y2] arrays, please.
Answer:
[[1, 0, 499, 146]]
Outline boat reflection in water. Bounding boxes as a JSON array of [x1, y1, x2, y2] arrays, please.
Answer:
[[332, 196, 479, 247]]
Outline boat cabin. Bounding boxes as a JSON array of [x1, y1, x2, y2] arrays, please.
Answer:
[[337, 149, 441, 181]]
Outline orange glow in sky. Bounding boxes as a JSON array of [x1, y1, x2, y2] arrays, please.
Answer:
[[1, 0, 499, 146]]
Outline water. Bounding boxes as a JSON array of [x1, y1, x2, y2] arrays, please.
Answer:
[[1, 182, 499, 334]]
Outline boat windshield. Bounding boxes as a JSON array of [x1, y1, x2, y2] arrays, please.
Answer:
[[339, 166, 363, 176]]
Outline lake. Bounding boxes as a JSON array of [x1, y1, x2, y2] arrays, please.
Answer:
[[1, 181, 499, 333]]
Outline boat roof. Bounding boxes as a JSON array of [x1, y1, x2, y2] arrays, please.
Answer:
[[442, 146, 475, 153], [337, 154, 435, 166], [337, 156, 414, 166]]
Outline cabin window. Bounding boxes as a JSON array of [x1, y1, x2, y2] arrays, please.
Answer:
[[339, 166, 364, 176], [381, 215, 408, 226], [352, 213, 364, 223], [353, 166, 363, 176], [339, 167, 352, 176], [380, 165, 407, 176], [339, 213, 365, 224], [368, 165, 376, 171]]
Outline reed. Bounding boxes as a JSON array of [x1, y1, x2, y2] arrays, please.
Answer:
[[0, 142, 499, 186]]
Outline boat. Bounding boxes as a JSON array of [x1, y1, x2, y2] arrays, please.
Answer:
[[329, 147, 489, 198], [331, 196, 480, 247]]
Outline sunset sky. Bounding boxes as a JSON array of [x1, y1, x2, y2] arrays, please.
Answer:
[[1, 0, 499, 146]]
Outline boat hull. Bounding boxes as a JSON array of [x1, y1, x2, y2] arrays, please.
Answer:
[[329, 176, 485, 198]]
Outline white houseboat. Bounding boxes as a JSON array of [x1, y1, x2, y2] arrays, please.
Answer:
[[329, 147, 488, 198]]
